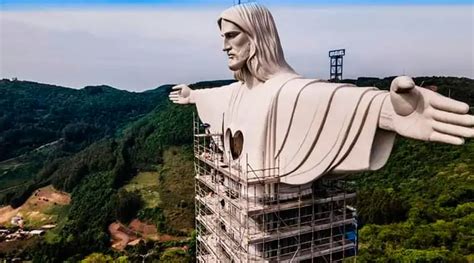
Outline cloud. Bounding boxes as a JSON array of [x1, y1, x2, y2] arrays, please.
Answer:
[[1, 5, 472, 91]]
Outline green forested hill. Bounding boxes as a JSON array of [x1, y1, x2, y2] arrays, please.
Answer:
[[0, 77, 472, 262], [0, 79, 171, 207], [0, 79, 167, 161]]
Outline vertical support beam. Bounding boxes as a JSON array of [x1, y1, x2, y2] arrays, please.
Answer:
[[329, 188, 334, 262], [343, 180, 346, 258], [298, 185, 302, 260]]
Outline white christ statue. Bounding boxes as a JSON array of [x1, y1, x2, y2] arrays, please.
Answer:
[[169, 3, 474, 185]]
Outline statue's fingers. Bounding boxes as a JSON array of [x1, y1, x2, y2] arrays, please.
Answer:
[[170, 91, 180, 95], [431, 94, 469, 114], [169, 94, 180, 98], [169, 95, 179, 101], [391, 76, 415, 93], [172, 84, 185, 90], [432, 110, 474, 126], [433, 121, 474, 138], [429, 132, 464, 145]]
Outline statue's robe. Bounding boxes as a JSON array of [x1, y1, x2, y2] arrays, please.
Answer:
[[193, 73, 396, 185]]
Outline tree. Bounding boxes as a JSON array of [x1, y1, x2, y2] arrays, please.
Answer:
[[116, 189, 143, 224]]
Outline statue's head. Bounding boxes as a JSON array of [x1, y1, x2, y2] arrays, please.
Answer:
[[218, 3, 295, 83]]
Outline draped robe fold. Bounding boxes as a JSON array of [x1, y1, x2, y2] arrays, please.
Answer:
[[193, 73, 396, 185]]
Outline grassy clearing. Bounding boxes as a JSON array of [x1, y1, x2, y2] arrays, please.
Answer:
[[124, 171, 161, 208], [0, 185, 70, 228], [123, 146, 194, 235]]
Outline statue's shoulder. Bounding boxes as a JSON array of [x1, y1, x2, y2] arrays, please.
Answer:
[[210, 80, 241, 91], [276, 78, 362, 104], [207, 80, 241, 90], [213, 81, 241, 91], [303, 79, 356, 88], [227, 81, 241, 88], [283, 78, 353, 91]]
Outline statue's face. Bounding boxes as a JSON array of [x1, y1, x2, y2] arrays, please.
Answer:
[[220, 19, 251, 71]]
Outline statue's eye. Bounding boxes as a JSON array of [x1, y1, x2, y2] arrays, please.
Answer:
[[226, 32, 239, 39]]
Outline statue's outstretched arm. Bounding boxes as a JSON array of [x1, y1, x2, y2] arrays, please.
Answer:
[[379, 76, 474, 145], [169, 84, 195, 104]]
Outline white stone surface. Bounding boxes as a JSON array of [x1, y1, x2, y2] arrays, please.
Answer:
[[170, 3, 474, 185]]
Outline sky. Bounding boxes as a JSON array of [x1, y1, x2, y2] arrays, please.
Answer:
[[0, 1, 473, 91]]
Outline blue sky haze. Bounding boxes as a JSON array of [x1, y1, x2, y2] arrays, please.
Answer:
[[0, 1, 472, 91]]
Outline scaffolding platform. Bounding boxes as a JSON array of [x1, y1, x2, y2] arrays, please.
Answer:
[[194, 116, 358, 262]]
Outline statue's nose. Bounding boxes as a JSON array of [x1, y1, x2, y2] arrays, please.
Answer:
[[222, 39, 231, 52]]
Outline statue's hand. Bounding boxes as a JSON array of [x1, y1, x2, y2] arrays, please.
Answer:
[[169, 84, 193, 104], [389, 76, 474, 145]]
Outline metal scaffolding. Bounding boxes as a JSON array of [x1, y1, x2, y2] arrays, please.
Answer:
[[194, 116, 358, 262], [329, 49, 345, 82]]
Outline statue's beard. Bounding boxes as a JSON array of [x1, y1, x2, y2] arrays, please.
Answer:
[[234, 55, 295, 84]]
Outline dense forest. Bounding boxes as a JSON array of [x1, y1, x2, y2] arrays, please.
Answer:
[[0, 77, 472, 262]]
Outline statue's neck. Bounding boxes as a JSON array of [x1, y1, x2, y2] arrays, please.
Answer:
[[244, 75, 263, 89]]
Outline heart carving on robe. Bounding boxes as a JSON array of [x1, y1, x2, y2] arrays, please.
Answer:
[[225, 128, 244, 160]]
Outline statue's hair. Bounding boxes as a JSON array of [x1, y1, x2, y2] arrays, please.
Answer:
[[218, 3, 295, 83]]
